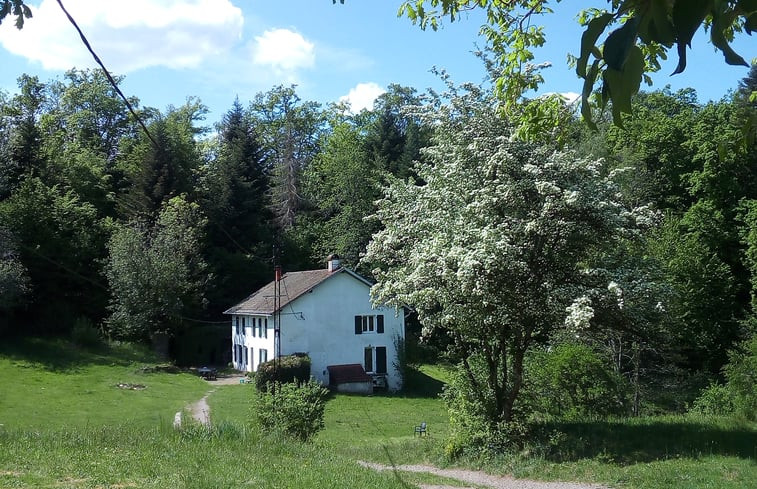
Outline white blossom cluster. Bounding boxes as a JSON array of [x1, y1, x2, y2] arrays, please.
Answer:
[[364, 82, 649, 349]]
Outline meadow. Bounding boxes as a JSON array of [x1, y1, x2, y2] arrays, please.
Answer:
[[1, 338, 755, 489]]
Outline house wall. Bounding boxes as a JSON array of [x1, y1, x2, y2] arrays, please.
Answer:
[[231, 315, 274, 372], [278, 271, 405, 391]]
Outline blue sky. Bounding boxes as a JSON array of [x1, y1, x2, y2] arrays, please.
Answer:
[[0, 1, 753, 125]]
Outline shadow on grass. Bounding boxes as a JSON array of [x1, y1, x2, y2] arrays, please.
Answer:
[[0, 337, 161, 372], [538, 417, 757, 464], [401, 367, 445, 399]]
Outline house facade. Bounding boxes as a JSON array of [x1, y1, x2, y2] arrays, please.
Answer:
[[224, 257, 405, 391]]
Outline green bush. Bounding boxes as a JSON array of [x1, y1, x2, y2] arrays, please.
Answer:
[[691, 334, 757, 420], [690, 382, 736, 416], [255, 379, 329, 441], [441, 344, 630, 459], [522, 343, 629, 419], [254, 354, 311, 392], [70, 317, 103, 349]]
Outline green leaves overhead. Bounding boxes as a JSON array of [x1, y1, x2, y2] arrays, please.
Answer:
[[603, 45, 645, 127], [576, 0, 754, 126], [577, 13, 613, 78], [603, 16, 640, 71], [0, 0, 32, 29], [395, 0, 755, 128]]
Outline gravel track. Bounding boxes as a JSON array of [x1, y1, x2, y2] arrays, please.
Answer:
[[174, 374, 247, 427], [359, 461, 611, 489]]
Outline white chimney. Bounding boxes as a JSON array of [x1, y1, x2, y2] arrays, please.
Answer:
[[327, 254, 341, 272]]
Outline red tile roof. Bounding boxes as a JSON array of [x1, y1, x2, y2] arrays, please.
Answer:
[[327, 364, 372, 384]]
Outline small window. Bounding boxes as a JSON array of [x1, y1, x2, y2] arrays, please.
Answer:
[[259, 348, 268, 364], [257, 318, 263, 337]]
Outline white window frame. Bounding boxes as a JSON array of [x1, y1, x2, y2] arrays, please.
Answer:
[[361, 315, 375, 333]]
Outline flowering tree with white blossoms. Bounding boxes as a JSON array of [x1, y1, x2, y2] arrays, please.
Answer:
[[364, 82, 651, 430]]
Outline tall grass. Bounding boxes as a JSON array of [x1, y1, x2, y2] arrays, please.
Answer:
[[0, 423, 424, 488]]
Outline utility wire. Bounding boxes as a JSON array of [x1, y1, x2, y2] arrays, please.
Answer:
[[55, 0, 158, 149]]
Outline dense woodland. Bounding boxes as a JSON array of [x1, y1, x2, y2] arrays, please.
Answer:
[[1, 65, 756, 440]]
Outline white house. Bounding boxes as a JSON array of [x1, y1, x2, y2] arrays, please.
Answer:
[[224, 256, 405, 391]]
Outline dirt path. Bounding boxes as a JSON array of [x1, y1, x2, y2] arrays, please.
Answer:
[[359, 461, 611, 489], [174, 374, 248, 427]]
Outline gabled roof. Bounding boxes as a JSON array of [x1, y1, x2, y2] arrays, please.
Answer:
[[327, 364, 372, 384], [223, 267, 373, 315]]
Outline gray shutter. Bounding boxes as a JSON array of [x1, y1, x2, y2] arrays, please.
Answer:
[[355, 316, 362, 334], [376, 347, 387, 374], [377, 315, 385, 334]]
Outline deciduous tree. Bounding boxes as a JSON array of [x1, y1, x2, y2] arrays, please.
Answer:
[[364, 82, 647, 429], [104, 196, 208, 341]]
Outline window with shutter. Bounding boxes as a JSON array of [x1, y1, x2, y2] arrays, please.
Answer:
[[355, 316, 362, 334]]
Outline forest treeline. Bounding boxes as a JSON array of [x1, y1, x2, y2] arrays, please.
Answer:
[[1, 67, 756, 418], [0, 71, 428, 340]]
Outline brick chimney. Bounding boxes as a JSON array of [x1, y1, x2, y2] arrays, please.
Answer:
[[327, 254, 341, 272]]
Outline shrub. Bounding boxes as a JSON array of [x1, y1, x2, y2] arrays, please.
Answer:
[[522, 343, 629, 419], [691, 334, 757, 420], [254, 355, 311, 392], [70, 317, 103, 349], [255, 379, 329, 441], [690, 383, 736, 416]]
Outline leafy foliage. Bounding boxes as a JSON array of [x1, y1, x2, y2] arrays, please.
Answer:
[[104, 196, 208, 341], [254, 354, 312, 392], [201, 99, 272, 312], [0, 227, 29, 312], [691, 334, 757, 420], [522, 343, 629, 419], [0, 0, 32, 29], [254, 378, 329, 441], [393, 0, 756, 127], [250, 85, 324, 231], [364, 81, 645, 433], [69, 316, 104, 350]]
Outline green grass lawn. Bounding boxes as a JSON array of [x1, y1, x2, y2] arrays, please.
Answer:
[[0, 338, 209, 429], [1, 339, 755, 489]]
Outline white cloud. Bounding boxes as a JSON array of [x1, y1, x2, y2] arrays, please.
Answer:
[[251, 28, 314, 74], [0, 0, 244, 72], [559, 92, 580, 105], [340, 82, 385, 113]]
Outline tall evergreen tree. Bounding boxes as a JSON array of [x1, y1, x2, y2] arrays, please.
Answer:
[[202, 99, 272, 309], [120, 102, 205, 219]]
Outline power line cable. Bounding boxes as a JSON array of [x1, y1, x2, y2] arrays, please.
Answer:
[[55, 0, 158, 149]]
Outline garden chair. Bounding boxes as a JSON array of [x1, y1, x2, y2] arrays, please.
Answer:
[[414, 422, 427, 436]]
